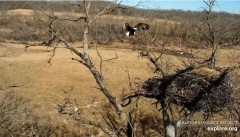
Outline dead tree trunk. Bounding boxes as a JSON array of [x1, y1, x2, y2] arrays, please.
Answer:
[[81, 1, 133, 136], [162, 98, 177, 137]]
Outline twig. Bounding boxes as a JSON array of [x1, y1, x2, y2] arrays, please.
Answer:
[[96, 45, 118, 76]]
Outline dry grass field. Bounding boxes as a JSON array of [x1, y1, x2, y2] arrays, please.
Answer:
[[0, 8, 240, 136], [1, 42, 239, 136]]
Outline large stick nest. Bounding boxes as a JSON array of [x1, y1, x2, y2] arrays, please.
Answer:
[[124, 67, 234, 114]]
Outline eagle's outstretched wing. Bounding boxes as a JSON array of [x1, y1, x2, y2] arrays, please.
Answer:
[[134, 23, 150, 31]]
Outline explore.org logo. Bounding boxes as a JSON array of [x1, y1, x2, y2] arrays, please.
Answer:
[[207, 126, 238, 132]]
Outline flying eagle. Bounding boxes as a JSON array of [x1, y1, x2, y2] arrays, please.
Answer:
[[123, 23, 150, 37]]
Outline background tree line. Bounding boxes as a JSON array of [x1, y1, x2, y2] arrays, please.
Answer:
[[0, 1, 239, 47]]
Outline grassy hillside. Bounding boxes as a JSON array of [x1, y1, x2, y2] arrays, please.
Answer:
[[0, 1, 239, 47]]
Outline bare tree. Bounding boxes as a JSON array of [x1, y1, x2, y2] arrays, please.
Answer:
[[20, 1, 146, 137], [196, 0, 218, 69], [122, 1, 240, 137]]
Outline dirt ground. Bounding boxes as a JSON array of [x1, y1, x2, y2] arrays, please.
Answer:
[[0, 42, 156, 121], [1, 42, 239, 116]]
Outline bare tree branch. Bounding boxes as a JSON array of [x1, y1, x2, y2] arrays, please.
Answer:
[[96, 45, 118, 76]]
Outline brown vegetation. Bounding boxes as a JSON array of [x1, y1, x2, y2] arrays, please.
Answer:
[[0, 3, 239, 47], [0, 1, 240, 137]]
